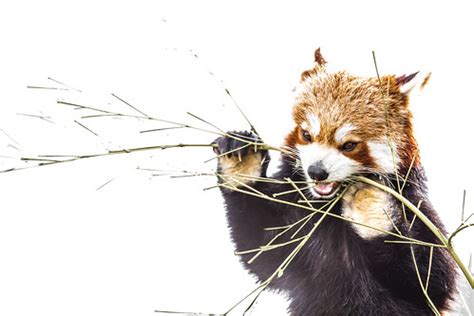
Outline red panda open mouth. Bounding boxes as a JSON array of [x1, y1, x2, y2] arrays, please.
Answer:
[[312, 182, 341, 198]]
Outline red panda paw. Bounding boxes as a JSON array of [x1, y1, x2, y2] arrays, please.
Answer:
[[212, 131, 268, 185], [212, 131, 264, 157], [342, 185, 395, 239]]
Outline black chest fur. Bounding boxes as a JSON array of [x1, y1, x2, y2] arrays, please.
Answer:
[[221, 157, 456, 315]]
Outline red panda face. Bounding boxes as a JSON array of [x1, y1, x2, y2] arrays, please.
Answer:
[[285, 62, 420, 198]]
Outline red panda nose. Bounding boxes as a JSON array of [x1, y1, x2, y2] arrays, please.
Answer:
[[308, 162, 329, 181]]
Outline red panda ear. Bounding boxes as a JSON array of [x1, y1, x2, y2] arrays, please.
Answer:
[[314, 47, 327, 66], [397, 71, 431, 94], [396, 72, 419, 86], [301, 47, 327, 81]]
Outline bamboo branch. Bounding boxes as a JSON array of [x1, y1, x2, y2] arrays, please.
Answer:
[[48, 77, 82, 92], [410, 246, 441, 315], [5, 144, 216, 173], [111, 93, 150, 118]]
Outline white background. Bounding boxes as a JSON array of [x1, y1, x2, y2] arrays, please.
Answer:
[[0, 1, 473, 315]]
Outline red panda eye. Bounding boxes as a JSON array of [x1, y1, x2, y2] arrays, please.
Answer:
[[301, 130, 312, 142], [342, 142, 357, 152]]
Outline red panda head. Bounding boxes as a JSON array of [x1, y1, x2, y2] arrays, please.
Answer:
[[285, 48, 424, 198]]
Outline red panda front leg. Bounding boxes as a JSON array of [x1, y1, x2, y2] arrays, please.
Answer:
[[213, 132, 302, 283]]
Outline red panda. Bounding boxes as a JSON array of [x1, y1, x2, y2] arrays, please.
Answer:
[[213, 49, 457, 315]]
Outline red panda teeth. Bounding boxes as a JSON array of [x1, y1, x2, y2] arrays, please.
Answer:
[[313, 182, 339, 196]]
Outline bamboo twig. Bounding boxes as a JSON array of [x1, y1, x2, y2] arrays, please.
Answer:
[[186, 112, 224, 133], [410, 245, 441, 315], [27, 85, 68, 90], [372, 51, 407, 221], [17, 113, 54, 123], [425, 246, 434, 291], [3, 144, 216, 173], [461, 190, 467, 222], [188, 50, 261, 138], [111, 93, 150, 118], [48, 77, 82, 92]]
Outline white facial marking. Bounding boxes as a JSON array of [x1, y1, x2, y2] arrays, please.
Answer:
[[334, 123, 356, 143], [296, 143, 360, 190], [367, 141, 399, 174], [301, 121, 309, 131], [305, 113, 321, 136]]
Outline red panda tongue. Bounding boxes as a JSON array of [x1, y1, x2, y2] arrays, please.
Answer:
[[314, 182, 338, 196]]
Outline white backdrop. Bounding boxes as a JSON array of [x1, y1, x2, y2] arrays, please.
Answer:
[[0, 1, 473, 315]]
